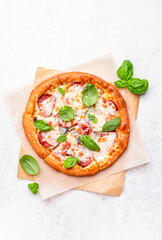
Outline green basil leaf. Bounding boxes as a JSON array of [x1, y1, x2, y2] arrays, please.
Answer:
[[117, 60, 133, 80], [101, 117, 121, 132], [56, 134, 67, 143], [59, 105, 75, 121], [64, 157, 80, 169], [81, 135, 100, 151], [34, 120, 52, 132], [128, 79, 148, 95], [87, 113, 98, 123], [19, 155, 40, 175], [128, 78, 144, 88], [82, 84, 98, 107], [28, 183, 39, 194], [114, 80, 128, 88], [58, 87, 65, 95]]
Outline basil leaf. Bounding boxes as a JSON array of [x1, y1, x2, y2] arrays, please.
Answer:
[[117, 60, 133, 80], [128, 78, 144, 88], [64, 157, 80, 169], [114, 80, 128, 88], [101, 117, 121, 132], [28, 183, 39, 194], [82, 84, 98, 107], [81, 135, 100, 151], [59, 105, 75, 121], [34, 120, 52, 132], [19, 155, 40, 175], [87, 113, 98, 123], [128, 79, 148, 95], [58, 87, 65, 95], [56, 134, 67, 143]]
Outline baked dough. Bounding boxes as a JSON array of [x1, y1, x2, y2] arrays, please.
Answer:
[[23, 72, 130, 176]]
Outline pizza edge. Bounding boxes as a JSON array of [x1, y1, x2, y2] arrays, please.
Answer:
[[43, 133, 129, 176], [23, 71, 130, 176]]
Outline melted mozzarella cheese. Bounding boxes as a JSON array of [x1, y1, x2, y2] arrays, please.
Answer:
[[87, 93, 118, 131], [34, 115, 59, 130], [66, 132, 93, 162], [92, 132, 117, 161], [53, 130, 117, 163], [52, 87, 65, 116], [41, 130, 60, 147], [40, 97, 55, 116], [35, 83, 119, 164], [53, 131, 93, 163], [65, 84, 86, 116], [52, 83, 88, 117]]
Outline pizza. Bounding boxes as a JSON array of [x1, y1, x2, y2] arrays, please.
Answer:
[[23, 72, 130, 176]]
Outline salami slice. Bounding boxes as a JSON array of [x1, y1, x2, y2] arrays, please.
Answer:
[[38, 130, 59, 148], [59, 141, 71, 155], [38, 94, 56, 117], [79, 157, 92, 167], [102, 98, 118, 111], [76, 119, 92, 135], [97, 132, 118, 151]]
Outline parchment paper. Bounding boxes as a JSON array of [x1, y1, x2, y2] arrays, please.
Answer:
[[6, 54, 149, 200]]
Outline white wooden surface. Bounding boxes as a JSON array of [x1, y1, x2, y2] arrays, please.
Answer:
[[0, 0, 162, 239]]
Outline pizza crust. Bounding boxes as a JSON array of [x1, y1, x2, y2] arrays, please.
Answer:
[[44, 154, 100, 176], [23, 113, 50, 158], [98, 133, 129, 171], [23, 72, 130, 176]]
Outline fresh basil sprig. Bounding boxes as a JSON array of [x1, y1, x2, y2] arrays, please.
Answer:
[[114, 80, 128, 88], [28, 183, 39, 194], [101, 117, 121, 132], [19, 155, 40, 175], [117, 60, 133, 80], [56, 134, 67, 143], [87, 113, 98, 123], [34, 120, 52, 132], [115, 60, 149, 95], [128, 78, 144, 88], [64, 157, 80, 169], [58, 87, 65, 95], [128, 79, 149, 95], [82, 84, 98, 107], [81, 135, 100, 151], [59, 105, 75, 121]]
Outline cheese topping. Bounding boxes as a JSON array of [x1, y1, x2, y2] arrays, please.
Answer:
[[92, 132, 117, 161], [35, 82, 119, 166], [52, 84, 85, 117], [40, 130, 60, 147], [87, 93, 118, 131], [38, 96, 56, 117], [53, 131, 93, 163]]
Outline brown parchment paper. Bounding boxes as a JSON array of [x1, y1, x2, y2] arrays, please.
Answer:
[[17, 67, 126, 196], [7, 54, 149, 200]]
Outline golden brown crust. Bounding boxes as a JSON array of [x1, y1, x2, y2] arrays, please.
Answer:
[[44, 154, 100, 176], [23, 72, 130, 176], [23, 113, 50, 158], [98, 133, 129, 171]]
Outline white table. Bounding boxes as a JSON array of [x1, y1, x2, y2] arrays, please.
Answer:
[[0, 0, 162, 239]]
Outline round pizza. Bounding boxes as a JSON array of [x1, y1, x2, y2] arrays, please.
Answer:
[[23, 72, 130, 176]]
